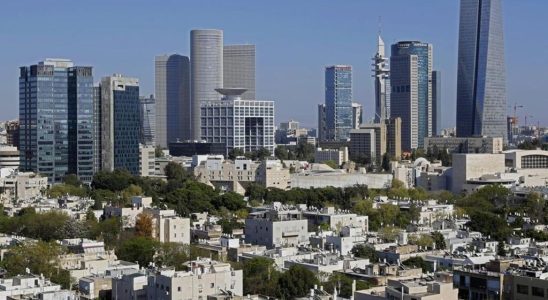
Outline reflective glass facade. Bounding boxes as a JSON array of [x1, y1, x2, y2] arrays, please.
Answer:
[[325, 65, 352, 141], [457, 0, 507, 143], [19, 59, 94, 183], [99, 75, 140, 176], [390, 42, 433, 150]]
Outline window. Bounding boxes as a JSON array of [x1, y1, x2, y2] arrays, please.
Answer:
[[517, 284, 529, 295], [178, 287, 181, 292], [532, 286, 544, 297], [210, 283, 215, 288]]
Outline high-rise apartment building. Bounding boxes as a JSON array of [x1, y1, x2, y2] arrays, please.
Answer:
[[352, 102, 363, 129], [155, 54, 190, 148], [317, 104, 326, 141], [99, 75, 140, 175], [223, 44, 256, 100], [200, 88, 275, 154], [5, 120, 20, 148], [385, 117, 402, 160], [349, 117, 402, 163], [191, 29, 224, 140], [373, 35, 391, 123], [432, 71, 442, 136], [19, 59, 94, 183], [456, 0, 507, 143], [325, 65, 353, 141], [390, 41, 434, 151], [140, 95, 156, 146]]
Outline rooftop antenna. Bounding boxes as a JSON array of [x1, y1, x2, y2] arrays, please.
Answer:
[[378, 16, 382, 37]]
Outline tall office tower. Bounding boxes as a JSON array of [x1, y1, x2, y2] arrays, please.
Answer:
[[140, 95, 156, 145], [99, 75, 140, 175], [325, 65, 353, 141], [191, 29, 224, 140], [93, 86, 102, 173], [390, 41, 433, 151], [223, 44, 256, 100], [201, 88, 275, 154], [317, 104, 326, 141], [456, 0, 507, 143], [155, 54, 190, 148], [352, 123, 387, 163], [373, 35, 391, 122], [432, 71, 442, 136], [19, 59, 94, 183], [352, 102, 363, 129], [5, 120, 20, 148]]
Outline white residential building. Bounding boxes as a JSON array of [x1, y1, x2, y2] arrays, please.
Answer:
[[144, 208, 191, 244]]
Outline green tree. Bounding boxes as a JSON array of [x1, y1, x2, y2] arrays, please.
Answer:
[[274, 145, 289, 160], [276, 265, 319, 299], [410, 234, 434, 249], [351, 244, 379, 262], [431, 231, 446, 250], [497, 240, 507, 257], [255, 147, 271, 161], [243, 257, 280, 296], [1, 241, 70, 288], [402, 257, 432, 272], [116, 236, 158, 268], [47, 183, 87, 198], [228, 148, 245, 160], [155, 146, 164, 158], [378, 226, 401, 242], [212, 192, 246, 211], [164, 162, 190, 181], [155, 243, 190, 270], [91, 170, 133, 192], [245, 183, 266, 201], [63, 174, 82, 187], [381, 152, 391, 171], [324, 273, 370, 298]]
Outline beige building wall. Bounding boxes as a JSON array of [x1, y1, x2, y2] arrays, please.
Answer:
[[451, 153, 505, 193]]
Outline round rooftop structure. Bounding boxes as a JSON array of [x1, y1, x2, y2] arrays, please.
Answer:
[[215, 88, 248, 96]]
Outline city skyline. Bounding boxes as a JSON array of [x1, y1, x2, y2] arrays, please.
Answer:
[[1, 1, 547, 129]]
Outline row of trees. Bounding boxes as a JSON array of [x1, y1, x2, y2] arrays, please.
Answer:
[[241, 257, 369, 298]]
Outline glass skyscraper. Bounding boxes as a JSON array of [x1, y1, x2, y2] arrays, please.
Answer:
[[390, 41, 433, 150], [456, 0, 507, 143], [155, 54, 190, 148], [140, 95, 156, 146], [99, 75, 140, 175], [19, 59, 94, 183], [325, 65, 353, 141]]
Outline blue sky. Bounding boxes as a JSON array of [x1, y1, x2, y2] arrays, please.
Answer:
[[1, 0, 546, 128]]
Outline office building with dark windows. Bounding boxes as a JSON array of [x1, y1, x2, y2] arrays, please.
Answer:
[[324, 65, 353, 141], [390, 41, 435, 151], [19, 59, 94, 183], [155, 54, 190, 148], [139, 95, 156, 146], [456, 0, 507, 143], [99, 74, 140, 175]]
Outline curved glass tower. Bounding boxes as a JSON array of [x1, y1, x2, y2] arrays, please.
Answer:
[[456, 0, 507, 143]]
